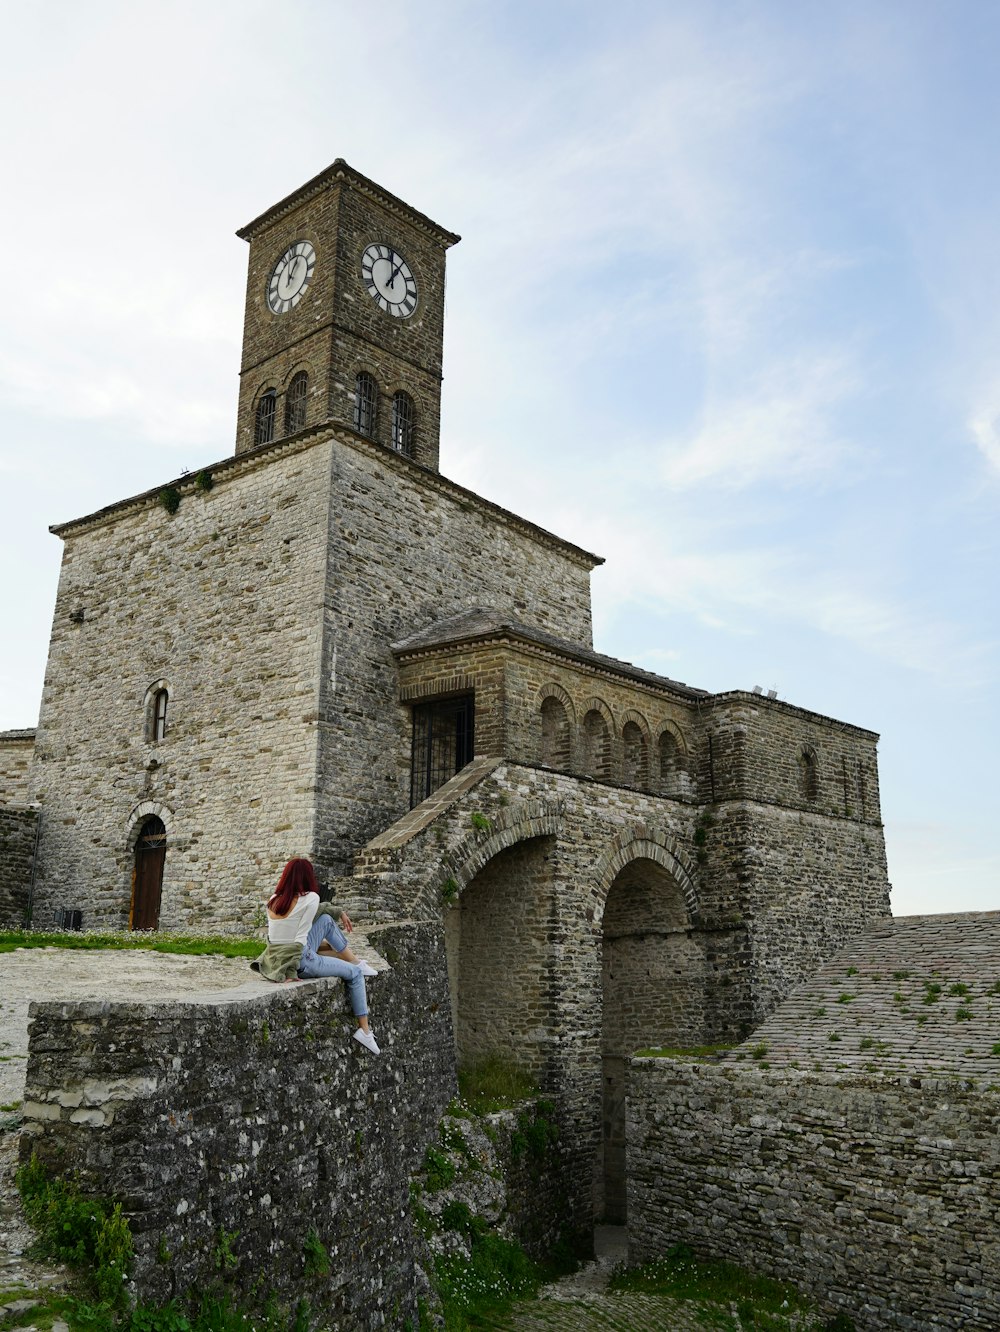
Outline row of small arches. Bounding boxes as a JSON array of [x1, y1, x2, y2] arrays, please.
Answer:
[[537, 691, 693, 797]]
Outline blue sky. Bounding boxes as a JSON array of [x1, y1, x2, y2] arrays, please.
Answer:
[[0, 1, 997, 914]]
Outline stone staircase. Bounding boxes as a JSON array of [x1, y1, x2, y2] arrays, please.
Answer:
[[730, 911, 1000, 1082]]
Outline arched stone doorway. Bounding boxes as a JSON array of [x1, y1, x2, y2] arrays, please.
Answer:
[[445, 835, 555, 1085], [600, 856, 707, 1222], [131, 816, 166, 931]]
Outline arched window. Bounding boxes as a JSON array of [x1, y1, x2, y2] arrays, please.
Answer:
[[152, 689, 168, 742], [659, 729, 687, 796], [285, 372, 309, 435], [582, 709, 611, 780], [799, 747, 819, 803], [540, 695, 570, 770], [391, 391, 414, 455], [255, 390, 277, 446], [622, 721, 648, 788], [354, 372, 377, 439]]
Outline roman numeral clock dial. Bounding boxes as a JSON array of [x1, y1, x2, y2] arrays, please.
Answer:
[[267, 240, 316, 314], [361, 243, 418, 318]]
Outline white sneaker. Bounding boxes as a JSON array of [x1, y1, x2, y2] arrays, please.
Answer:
[[353, 1027, 380, 1055], [357, 960, 378, 977]]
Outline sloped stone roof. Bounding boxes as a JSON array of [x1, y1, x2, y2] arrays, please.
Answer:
[[0, 729, 35, 742], [730, 912, 1000, 1082], [390, 608, 709, 700]]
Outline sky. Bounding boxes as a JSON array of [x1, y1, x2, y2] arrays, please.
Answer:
[[0, 0, 996, 916]]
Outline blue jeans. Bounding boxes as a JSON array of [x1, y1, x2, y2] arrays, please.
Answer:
[[298, 915, 368, 1017]]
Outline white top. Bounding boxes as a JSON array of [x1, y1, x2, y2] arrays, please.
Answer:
[[267, 892, 319, 947]]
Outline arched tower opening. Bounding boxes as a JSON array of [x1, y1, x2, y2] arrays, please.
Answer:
[[445, 836, 555, 1086], [131, 815, 166, 931], [599, 856, 708, 1223]]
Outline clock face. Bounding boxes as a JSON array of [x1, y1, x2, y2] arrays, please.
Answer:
[[361, 243, 418, 318], [267, 240, 316, 314]]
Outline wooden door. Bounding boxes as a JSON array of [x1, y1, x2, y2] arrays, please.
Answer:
[[132, 817, 165, 931]]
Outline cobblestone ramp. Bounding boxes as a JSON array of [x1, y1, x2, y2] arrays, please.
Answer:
[[490, 1292, 720, 1330], [730, 910, 1000, 1079]]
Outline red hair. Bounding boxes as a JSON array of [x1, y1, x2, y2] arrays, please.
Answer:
[[268, 858, 319, 917]]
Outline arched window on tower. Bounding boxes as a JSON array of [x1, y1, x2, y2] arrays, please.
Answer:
[[391, 391, 414, 456], [285, 371, 308, 435], [799, 746, 819, 803], [255, 390, 277, 446], [354, 372, 377, 439]]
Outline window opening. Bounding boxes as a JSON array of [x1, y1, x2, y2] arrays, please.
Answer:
[[410, 695, 475, 806], [391, 391, 414, 455], [255, 390, 277, 446], [152, 689, 168, 742], [285, 372, 308, 434], [354, 372, 377, 439]]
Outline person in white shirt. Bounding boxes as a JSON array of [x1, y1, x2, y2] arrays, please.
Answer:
[[260, 857, 381, 1054]]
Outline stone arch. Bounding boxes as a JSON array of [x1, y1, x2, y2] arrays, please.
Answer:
[[591, 828, 700, 927], [657, 720, 692, 797], [596, 834, 708, 1224], [126, 802, 172, 932], [536, 683, 576, 770], [440, 801, 564, 1085], [620, 710, 652, 790], [798, 744, 819, 803], [125, 800, 174, 853], [142, 679, 170, 743], [580, 697, 615, 780]]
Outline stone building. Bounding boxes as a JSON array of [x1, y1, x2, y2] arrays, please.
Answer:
[[0, 160, 891, 1222]]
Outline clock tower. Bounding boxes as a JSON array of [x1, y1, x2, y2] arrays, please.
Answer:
[[234, 159, 460, 471]]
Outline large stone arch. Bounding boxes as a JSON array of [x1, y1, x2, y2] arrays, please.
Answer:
[[436, 800, 564, 1083], [591, 827, 701, 927], [125, 800, 174, 853], [593, 827, 708, 1223]]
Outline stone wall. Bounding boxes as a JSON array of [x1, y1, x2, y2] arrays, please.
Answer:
[[627, 1058, 1000, 1331], [0, 732, 35, 806], [30, 438, 333, 932], [0, 806, 37, 928], [20, 922, 456, 1329]]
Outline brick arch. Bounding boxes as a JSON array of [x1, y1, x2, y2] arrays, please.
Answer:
[[591, 828, 700, 927], [580, 697, 615, 780], [535, 683, 576, 770], [444, 799, 564, 897], [125, 800, 174, 853], [657, 718, 689, 755], [280, 359, 315, 390]]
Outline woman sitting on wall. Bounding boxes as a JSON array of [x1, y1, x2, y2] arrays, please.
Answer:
[[254, 857, 381, 1054]]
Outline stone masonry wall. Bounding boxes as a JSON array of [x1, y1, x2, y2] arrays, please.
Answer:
[[30, 439, 332, 932], [0, 806, 37, 928], [628, 1058, 1000, 1331], [20, 922, 456, 1330], [314, 436, 597, 877], [0, 733, 35, 805]]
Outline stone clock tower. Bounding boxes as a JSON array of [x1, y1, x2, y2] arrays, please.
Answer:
[[234, 159, 460, 471]]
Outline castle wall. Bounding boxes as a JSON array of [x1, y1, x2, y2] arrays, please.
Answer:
[[20, 923, 455, 1329], [0, 732, 35, 805], [0, 805, 37, 928], [29, 441, 333, 931], [628, 1058, 1000, 1331], [314, 437, 597, 876]]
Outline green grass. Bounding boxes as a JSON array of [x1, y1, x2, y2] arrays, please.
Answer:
[[0, 930, 259, 959], [457, 1057, 537, 1113], [609, 1244, 855, 1330]]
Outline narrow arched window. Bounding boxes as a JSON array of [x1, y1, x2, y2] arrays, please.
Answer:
[[622, 722, 648, 788], [582, 709, 611, 780], [152, 689, 168, 742], [255, 390, 277, 446], [799, 747, 819, 803], [354, 372, 377, 439], [391, 391, 414, 455], [540, 696, 570, 769], [285, 372, 308, 435]]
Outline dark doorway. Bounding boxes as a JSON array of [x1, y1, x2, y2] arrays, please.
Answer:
[[132, 816, 166, 931], [410, 695, 474, 806]]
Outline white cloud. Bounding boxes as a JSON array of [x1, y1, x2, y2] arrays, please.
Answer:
[[968, 404, 1000, 476]]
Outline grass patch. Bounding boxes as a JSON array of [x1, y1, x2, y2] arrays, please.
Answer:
[[458, 1056, 536, 1113], [609, 1244, 854, 1329], [0, 930, 260, 958]]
